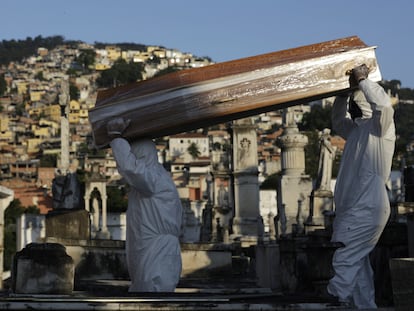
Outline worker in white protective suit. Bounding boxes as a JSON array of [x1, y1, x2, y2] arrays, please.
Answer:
[[327, 64, 395, 309], [106, 117, 182, 292]]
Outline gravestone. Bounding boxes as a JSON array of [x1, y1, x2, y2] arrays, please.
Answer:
[[46, 209, 90, 240], [231, 118, 262, 240], [12, 242, 74, 294]]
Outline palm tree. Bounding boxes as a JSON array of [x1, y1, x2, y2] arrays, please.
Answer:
[[187, 142, 201, 160]]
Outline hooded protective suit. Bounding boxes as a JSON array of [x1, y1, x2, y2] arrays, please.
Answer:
[[110, 138, 182, 292], [327, 79, 395, 308]]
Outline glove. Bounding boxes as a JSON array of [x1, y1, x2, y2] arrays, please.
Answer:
[[107, 117, 131, 138], [351, 64, 369, 83]]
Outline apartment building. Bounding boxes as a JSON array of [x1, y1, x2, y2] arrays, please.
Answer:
[[169, 133, 210, 163]]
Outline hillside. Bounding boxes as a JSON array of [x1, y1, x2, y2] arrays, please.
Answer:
[[0, 35, 151, 66]]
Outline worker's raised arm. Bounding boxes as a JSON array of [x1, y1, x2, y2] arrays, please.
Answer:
[[107, 118, 155, 195], [359, 79, 391, 109], [359, 79, 395, 137]]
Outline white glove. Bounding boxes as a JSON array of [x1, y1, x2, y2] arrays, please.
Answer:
[[107, 117, 131, 138]]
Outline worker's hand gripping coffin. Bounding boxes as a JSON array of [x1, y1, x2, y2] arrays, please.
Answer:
[[89, 36, 381, 148]]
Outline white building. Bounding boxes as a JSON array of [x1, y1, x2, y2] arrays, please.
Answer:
[[169, 133, 209, 162]]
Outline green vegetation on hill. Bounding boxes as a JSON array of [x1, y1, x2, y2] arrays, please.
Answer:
[[394, 103, 414, 164], [96, 58, 144, 88], [0, 73, 6, 96], [0, 36, 151, 67], [0, 35, 67, 65], [381, 80, 414, 100], [94, 42, 148, 51]]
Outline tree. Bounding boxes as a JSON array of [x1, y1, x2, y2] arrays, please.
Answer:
[[260, 172, 280, 189], [39, 154, 57, 167], [298, 105, 335, 180], [153, 66, 181, 78], [96, 59, 144, 88], [76, 49, 96, 72], [304, 130, 321, 179], [5, 199, 25, 223], [187, 142, 201, 159], [0, 35, 65, 65], [381, 80, 414, 100], [394, 103, 414, 166], [35, 71, 44, 81], [94, 42, 146, 51], [14, 103, 25, 116], [4, 199, 25, 270], [106, 186, 128, 213], [66, 67, 78, 76], [298, 104, 332, 133], [0, 74, 6, 96], [302, 129, 341, 180], [147, 55, 161, 65], [25, 205, 40, 214], [69, 83, 80, 101]]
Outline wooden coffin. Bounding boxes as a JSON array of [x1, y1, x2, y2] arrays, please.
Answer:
[[89, 36, 381, 148]]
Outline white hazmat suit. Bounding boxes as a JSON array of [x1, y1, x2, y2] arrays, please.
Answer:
[[110, 137, 182, 292], [327, 79, 395, 308]]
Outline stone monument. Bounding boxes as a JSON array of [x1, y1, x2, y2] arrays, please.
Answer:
[[200, 172, 214, 242], [276, 107, 312, 236], [211, 139, 233, 242], [47, 78, 88, 240], [307, 128, 336, 229], [12, 243, 74, 295], [231, 118, 263, 243], [84, 162, 110, 239], [0, 186, 14, 289], [52, 78, 81, 210]]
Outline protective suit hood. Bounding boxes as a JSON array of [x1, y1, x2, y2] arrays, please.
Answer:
[[131, 139, 158, 166]]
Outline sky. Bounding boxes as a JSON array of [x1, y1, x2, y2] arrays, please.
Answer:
[[2, 0, 414, 88]]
